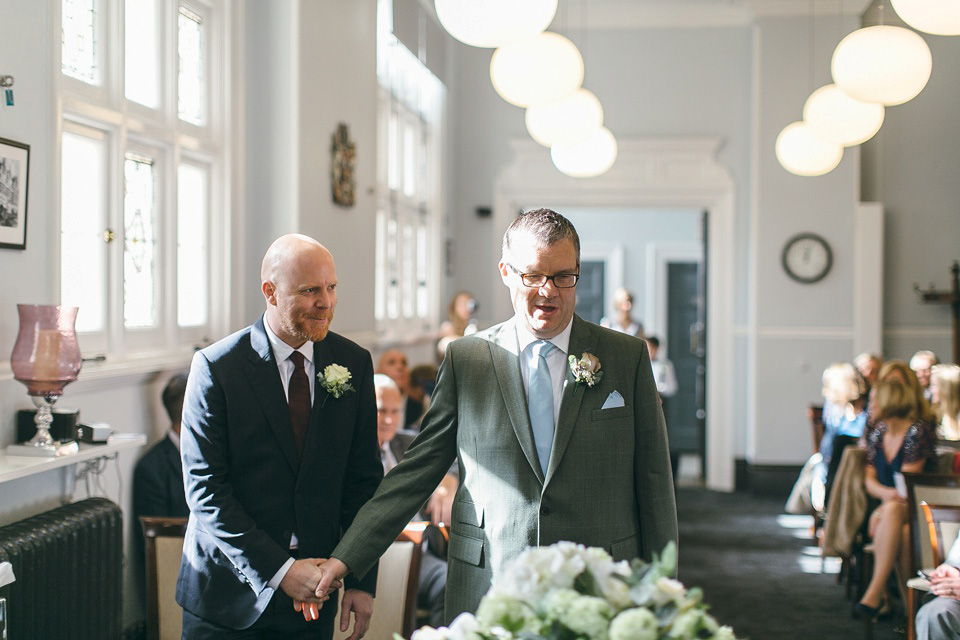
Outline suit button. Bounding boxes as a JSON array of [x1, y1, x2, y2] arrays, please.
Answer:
[[541, 505, 552, 516]]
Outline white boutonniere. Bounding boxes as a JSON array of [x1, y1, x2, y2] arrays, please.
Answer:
[[318, 363, 355, 400], [568, 352, 602, 393]]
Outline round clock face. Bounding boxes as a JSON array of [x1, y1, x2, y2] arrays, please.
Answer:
[[781, 233, 833, 284]]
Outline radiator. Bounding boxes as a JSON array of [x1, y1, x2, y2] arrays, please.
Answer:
[[0, 498, 123, 640]]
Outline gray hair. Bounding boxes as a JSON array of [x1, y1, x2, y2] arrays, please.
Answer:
[[502, 208, 580, 265], [373, 373, 400, 393]]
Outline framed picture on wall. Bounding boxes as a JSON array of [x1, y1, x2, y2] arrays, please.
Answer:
[[0, 136, 29, 250]]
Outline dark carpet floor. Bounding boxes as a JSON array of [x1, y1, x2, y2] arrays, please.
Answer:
[[676, 487, 903, 640]]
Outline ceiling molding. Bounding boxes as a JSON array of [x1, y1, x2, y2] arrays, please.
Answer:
[[550, 0, 874, 30]]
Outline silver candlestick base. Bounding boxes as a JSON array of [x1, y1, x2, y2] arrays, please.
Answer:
[[6, 395, 78, 458]]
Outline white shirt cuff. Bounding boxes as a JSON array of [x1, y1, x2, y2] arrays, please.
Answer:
[[267, 557, 296, 591]]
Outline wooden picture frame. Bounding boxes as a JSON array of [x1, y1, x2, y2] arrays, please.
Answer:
[[0, 137, 29, 250]]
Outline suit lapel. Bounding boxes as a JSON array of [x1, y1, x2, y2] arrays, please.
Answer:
[[248, 318, 300, 475], [488, 320, 545, 484], [297, 338, 334, 485], [545, 315, 598, 485]]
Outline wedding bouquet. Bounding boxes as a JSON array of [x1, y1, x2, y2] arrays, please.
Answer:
[[405, 541, 736, 640]]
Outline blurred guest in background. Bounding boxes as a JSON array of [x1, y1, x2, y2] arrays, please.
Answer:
[[645, 336, 678, 399], [377, 349, 424, 428], [879, 360, 937, 425], [854, 352, 883, 389], [911, 350, 939, 403], [437, 291, 479, 361], [409, 363, 439, 420], [931, 363, 960, 441], [600, 287, 645, 338]]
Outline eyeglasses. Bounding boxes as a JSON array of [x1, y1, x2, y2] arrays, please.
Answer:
[[507, 263, 579, 289]]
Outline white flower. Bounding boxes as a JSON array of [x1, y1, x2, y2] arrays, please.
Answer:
[[712, 626, 737, 640], [653, 576, 687, 606], [609, 608, 658, 640], [543, 588, 580, 621], [669, 609, 705, 638], [319, 363, 354, 399], [448, 613, 483, 640], [561, 595, 614, 640], [476, 593, 539, 633], [569, 352, 603, 391], [410, 626, 451, 640]]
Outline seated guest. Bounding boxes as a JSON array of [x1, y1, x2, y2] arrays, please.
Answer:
[[437, 291, 479, 361], [916, 533, 960, 640], [856, 380, 937, 620], [931, 364, 960, 441], [132, 373, 191, 609], [819, 363, 869, 508], [409, 363, 439, 419], [879, 360, 938, 425], [374, 374, 452, 627], [645, 336, 678, 398], [912, 350, 940, 404], [855, 352, 883, 389], [600, 287, 645, 338], [377, 348, 425, 428]]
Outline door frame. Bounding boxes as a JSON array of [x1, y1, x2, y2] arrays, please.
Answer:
[[493, 137, 736, 491], [581, 244, 625, 322], [645, 242, 704, 360]]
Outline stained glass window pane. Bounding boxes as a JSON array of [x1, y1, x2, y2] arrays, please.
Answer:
[[125, 0, 159, 107], [374, 211, 386, 321], [62, 0, 98, 84], [387, 110, 399, 192], [123, 154, 158, 329], [402, 121, 416, 198], [386, 218, 398, 319], [61, 131, 106, 333], [402, 223, 414, 318], [178, 6, 205, 125], [417, 222, 428, 318], [177, 163, 209, 327]]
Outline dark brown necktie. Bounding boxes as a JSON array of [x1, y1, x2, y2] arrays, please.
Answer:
[[288, 351, 311, 459]]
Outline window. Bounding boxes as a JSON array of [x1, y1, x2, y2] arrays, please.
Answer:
[[375, 0, 444, 335], [58, 0, 227, 358]]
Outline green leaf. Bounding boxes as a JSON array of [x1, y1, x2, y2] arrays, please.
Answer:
[[573, 569, 603, 597]]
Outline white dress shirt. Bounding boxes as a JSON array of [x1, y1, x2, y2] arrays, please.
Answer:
[[515, 317, 573, 426], [262, 317, 316, 589]]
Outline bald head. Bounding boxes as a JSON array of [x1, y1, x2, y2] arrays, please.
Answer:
[[261, 234, 338, 347]]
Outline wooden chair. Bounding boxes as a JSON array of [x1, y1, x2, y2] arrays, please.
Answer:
[[903, 474, 960, 640], [140, 516, 189, 640], [808, 404, 825, 454], [333, 528, 423, 640]]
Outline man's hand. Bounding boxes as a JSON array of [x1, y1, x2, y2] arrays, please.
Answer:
[[931, 563, 960, 580], [295, 557, 350, 622], [280, 558, 330, 605], [339, 589, 374, 640], [931, 574, 960, 600], [425, 473, 458, 526]]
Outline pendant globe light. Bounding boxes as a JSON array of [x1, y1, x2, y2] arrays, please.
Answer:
[[890, 0, 960, 36], [525, 89, 604, 147], [831, 25, 932, 105], [434, 0, 558, 48], [803, 84, 885, 146], [551, 127, 618, 178], [776, 121, 843, 177], [490, 32, 584, 108]]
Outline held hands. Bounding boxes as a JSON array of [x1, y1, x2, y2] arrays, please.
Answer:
[[294, 557, 350, 622], [282, 558, 343, 621]]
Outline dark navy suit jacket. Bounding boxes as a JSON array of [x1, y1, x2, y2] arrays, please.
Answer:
[[176, 317, 383, 630]]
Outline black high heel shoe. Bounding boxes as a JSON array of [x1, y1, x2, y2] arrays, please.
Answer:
[[853, 601, 880, 621]]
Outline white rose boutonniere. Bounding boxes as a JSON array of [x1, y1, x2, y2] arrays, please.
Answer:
[[569, 352, 602, 393], [318, 363, 355, 400]]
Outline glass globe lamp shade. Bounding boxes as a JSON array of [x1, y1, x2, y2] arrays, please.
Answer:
[[831, 25, 932, 106], [775, 121, 843, 177], [803, 84, 885, 147], [551, 127, 618, 178], [525, 89, 604, 147], [435, 0, 558, 48], [490, 32, 584, 108], [890, 0, 960, 36]]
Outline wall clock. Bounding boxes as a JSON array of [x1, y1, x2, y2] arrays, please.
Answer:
[[781, 233, 832, 284]]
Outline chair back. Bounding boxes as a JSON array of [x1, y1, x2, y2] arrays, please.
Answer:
[[140, 516, 188, 640], [905, 474, 960, 571], [808, 404, 825, 454], [333, 532, 422, 640], [921, 502, 960, 566]]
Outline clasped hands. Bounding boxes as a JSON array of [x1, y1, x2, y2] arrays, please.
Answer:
[[927, 563, 960, 601], [281, 558, 367, 637]]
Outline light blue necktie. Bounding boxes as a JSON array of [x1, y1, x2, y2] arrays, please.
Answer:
[[528, 340, 557, 476]]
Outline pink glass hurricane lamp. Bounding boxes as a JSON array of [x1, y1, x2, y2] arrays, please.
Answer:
[[10, 304, 82, 451]]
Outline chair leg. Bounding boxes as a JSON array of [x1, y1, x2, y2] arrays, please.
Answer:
[[907, 589, 919, 640]]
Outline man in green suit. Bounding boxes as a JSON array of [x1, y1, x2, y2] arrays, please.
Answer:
[[312, 208, 677, 628]]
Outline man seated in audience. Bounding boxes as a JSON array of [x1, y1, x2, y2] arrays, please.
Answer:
[[374, 374, 453, 627], [854, 351, 883, 389], [132, 373, 191, 610], [912, 350, 940, 404], [377, 348, 425, 428], [916, 533, 960, 640]]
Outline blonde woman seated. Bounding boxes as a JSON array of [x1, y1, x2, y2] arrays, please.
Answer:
[[878, 360, 938, 426], [931, 363, 960, 441], [856, 380, 937, 620]]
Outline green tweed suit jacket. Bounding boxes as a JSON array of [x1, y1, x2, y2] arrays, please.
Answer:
[[332, 315, 678, 621]]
